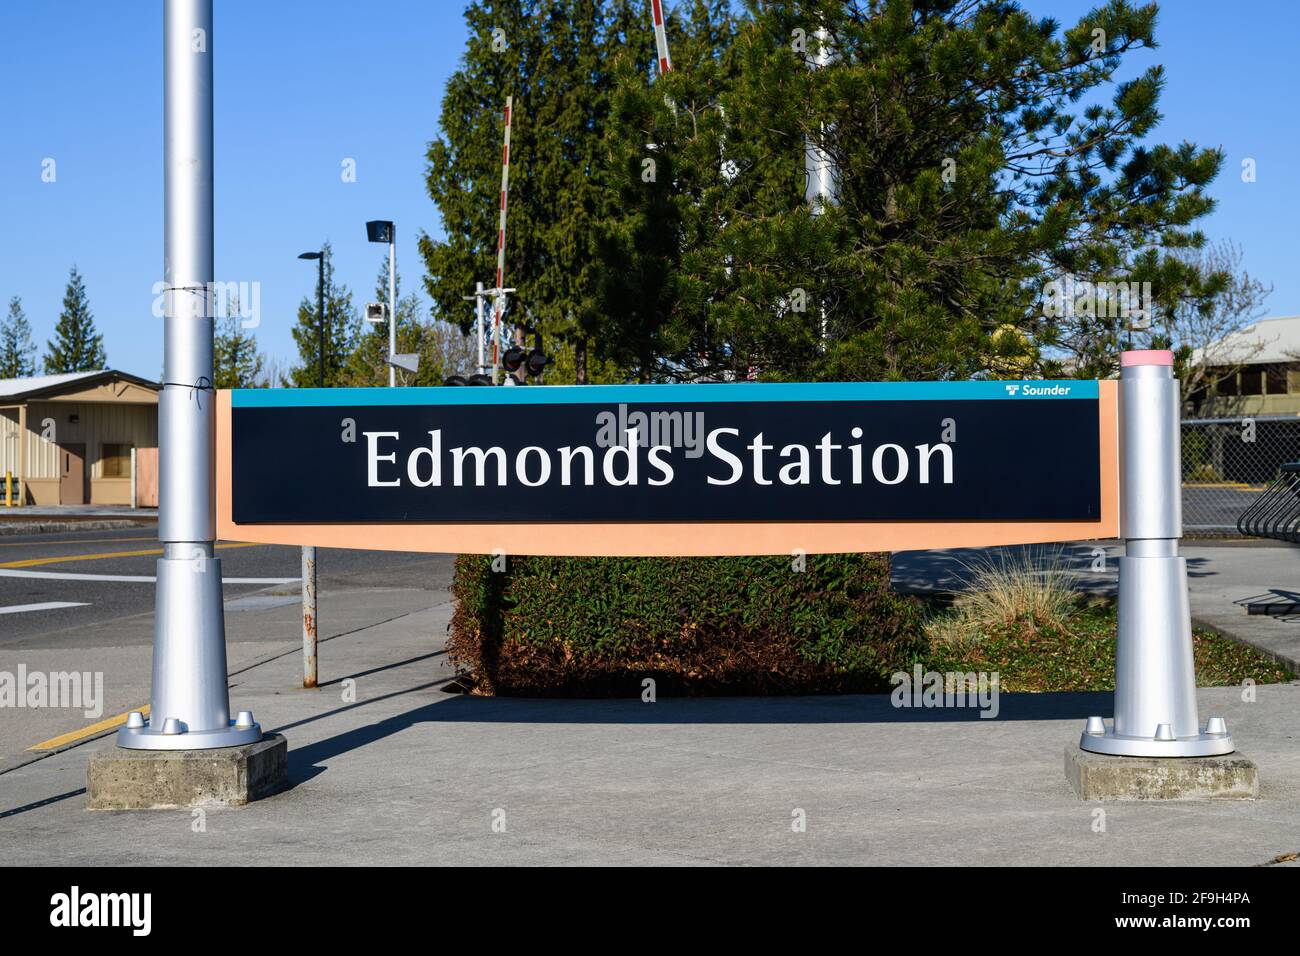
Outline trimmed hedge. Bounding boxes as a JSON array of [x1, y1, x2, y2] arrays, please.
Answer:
[[448, 553, 927, 697]]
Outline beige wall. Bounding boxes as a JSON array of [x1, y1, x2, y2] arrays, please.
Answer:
[[4, 401, 157, 505], [23, 401, 157, 480], [1219, 394, 1300, 417], [0, 408, 18, 476], [91, 477, 133, 506], [25, 479, 58, 506]]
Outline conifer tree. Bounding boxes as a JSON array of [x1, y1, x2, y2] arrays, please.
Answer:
[[213, 291, 265, 388], [603, 0, 1224, 382], [0, 296, 38, 378], [419, 0, 655, 381], [45, 266, 107, 373]]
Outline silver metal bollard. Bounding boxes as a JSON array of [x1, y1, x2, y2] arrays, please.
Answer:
[[1079, 350, 1233, 757], [118, 0, 260, 750]]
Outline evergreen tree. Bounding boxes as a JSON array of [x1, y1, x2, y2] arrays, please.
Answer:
[[45, 266, 107, 373], [419, 0, 654, 382], [603, 0, 1224, 382], [289, 242, 358, 388], [600, 0, 740, 380], [0, 296, 38, 378], [213, 291, 265, 388]]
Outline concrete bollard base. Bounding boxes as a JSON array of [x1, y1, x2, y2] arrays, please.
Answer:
[[87, 733, 288, 810], [1064, 741, 1258, 801]]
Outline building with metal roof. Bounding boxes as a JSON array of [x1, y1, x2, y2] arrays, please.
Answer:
[[0, 370, 159, 507]]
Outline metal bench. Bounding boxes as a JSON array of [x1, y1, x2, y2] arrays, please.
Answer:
[[1235, 462, 1300, 614]]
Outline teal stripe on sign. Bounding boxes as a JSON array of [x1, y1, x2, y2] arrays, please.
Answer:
[[231, 380, 1097, 408]]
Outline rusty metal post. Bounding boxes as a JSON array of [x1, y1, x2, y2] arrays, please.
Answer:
[[302, 545, 317, 688]]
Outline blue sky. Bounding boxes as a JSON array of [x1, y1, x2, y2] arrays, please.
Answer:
[[0, 0, 1296, 381]]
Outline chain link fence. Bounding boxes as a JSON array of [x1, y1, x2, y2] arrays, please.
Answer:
[[1182, 417, 1300, 537]]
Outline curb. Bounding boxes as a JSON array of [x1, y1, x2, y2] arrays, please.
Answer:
[[0, 519, 157, 537], [1190, 615, 1300, 676]]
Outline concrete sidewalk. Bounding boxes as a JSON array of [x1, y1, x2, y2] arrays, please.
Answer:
[[892, 540, 1300, 672], [2, 577, 1298, 866]]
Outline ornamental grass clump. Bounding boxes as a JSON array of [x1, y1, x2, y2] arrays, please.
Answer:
[[925, 548, 1083, 646]]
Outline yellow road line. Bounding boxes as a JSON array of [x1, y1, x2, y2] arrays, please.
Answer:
[[0, 541, 262, 569], [27, 705, 151, 752], [0, 536, 152, 549]]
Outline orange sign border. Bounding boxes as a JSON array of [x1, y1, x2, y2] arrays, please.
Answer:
[[215, 383, 1118, 555]]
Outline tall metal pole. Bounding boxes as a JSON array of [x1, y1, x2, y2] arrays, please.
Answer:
[[302, 545, 317, 688], [387, 235, 396, 387], [1080, 350, 1233, 757], [804, 27, 837, 212], [475, 281, 486, 375], [806, 26, 837, 346], [492, 96, 513, 384], [120, 0, 259, 750], [317, 253, 325, 388]]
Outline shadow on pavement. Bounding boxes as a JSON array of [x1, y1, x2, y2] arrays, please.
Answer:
[[890, 543, 1216, 593], [0, 787, 86, 820], [282, 689, 1113, 788], [317, 650, 446, 689]]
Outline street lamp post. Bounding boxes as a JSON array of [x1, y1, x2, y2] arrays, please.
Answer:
[[297, 251, 325, 388], [366, 220, 396, 387]]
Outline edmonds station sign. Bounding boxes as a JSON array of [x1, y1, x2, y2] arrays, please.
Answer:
[[217, 381, 1118, 556]]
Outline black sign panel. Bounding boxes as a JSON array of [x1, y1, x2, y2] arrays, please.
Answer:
[[229, 382, 1101, 525]]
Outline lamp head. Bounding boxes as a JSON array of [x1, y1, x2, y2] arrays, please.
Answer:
[[366, 220, 394, 244]]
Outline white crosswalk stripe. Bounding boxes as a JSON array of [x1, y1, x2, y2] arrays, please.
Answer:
[[0, 601, 90, 615]]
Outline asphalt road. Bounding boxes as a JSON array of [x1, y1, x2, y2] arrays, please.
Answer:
[[1182, 484, 1264, 533], [0, 526, 454, 650]]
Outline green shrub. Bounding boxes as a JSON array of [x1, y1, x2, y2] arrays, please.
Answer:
[[448, 553, 927, 697]]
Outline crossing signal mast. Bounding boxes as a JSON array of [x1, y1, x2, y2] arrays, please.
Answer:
[[455, 94, 545, 387], [463, 280, 513, 379], [651, 0, 673, 75]]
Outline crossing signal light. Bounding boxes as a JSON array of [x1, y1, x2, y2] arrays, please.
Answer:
[[468, 373, 494, 386], [502, 345, 528, 373], [525, 348, 549, 377], [443, 375, 468, 386], [502, 345, 549, 378]]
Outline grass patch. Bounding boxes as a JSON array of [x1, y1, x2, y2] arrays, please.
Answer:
[[926, 601, 1293, 692]]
